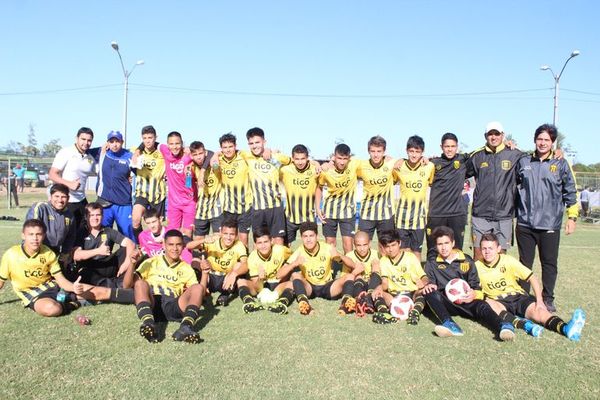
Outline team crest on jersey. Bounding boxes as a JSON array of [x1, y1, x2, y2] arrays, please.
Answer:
[[437, 264, 446, 270], [383, 166, 389, 172], [426, 228, 431, 235], [435, 164, 442, 171], [501, 160, 512, 170], [401, 266, 407, 273], [500, 266, 506, 273], [550, 165, 558, 173], [453, 160, 461, 169], [177, 270, 184, 277], [40, 257, 46, 264], [419, 170, 426, 177], [460, 262, 470, 273], [480, 162, 489, 168]]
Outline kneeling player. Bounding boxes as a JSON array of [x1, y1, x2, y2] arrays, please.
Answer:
[[237, 227, 294, 314], [476, 233, 585, 341], [423, 227, 514, 340], [134, 229, 207, 344], [284, 221, 356, 315], [139, 208, 194, 264], [0, 219, 127, 317]]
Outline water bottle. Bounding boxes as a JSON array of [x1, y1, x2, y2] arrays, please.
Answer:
[[270, 157, 281, 168], [185, 171, 193, 188], [56, 288, 67, 303]]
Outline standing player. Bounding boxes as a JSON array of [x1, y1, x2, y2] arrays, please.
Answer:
[[394, 135, 435, 261], [426, 133, 469, 260], [211, 133, 252, 246], [316, 143, 359, 254], [423, 226, 515, 340], [279, 144, 319, 245], [237, 226, 295, 314], [131, 125, 166, 240], [284, 222, 356, 315], [476, 233, 585, 341], [189, 141, 221, 241], [49, 127, 99, 228], [356, 136, 397, 240], [134, 229, 207, 343], [515, 124, 578, 312]]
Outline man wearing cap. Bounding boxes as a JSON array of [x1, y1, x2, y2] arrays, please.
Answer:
[[466, 122, 526, 261], [49, 127, 99, 229], [95, 131, 136, 241]]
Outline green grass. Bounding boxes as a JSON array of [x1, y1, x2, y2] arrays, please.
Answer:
[[1, 192, 599, 399]]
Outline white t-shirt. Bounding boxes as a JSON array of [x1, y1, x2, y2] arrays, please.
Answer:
[[51, 145, 97, 202]]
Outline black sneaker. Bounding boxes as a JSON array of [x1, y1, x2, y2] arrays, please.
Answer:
[[216, 294, 232, 307], [242, 300, 263, 313], [407, 309, 420, 326], [172, 324, 201, 344], [139, 322, 159, 343], [267, 301, 288, 315], [372, 312, 397, 325]]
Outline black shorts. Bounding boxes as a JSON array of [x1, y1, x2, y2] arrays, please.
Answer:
[[358, 218, 395, 239], [398, 229, 425, 252], [207, 272, 243, 295], [194, 215, 223, 236], [67, 199, 88, 229], [497, 294, 536, 317], [27, 286, 75, 310], [152, 295, 183, 322], [285, 220, 301, 245], [134, 196, 166, 218], [322, 218, 356, 238], [309, 281, 335, 300], [222, 210, 252, 233], [252, 207, 286, 238], [263, 281, 280, 292]]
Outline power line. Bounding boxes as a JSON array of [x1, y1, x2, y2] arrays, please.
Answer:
[[0, 84, 122, 96], [562, 88, 600, 96]]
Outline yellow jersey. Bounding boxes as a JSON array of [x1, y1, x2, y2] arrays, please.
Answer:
[[241, 151, 290, 210], [357, 159, 396, 221], [341, 248, 377, 280], [288, 241, 335, 285], [218, 151, 253, 214], [248, 244, 291, 284], [193, 163, 223, 220], [475, 254, 533, 299], [206, 239, 248, 274], [318, 159, 359, 219], [280, 163, 318, 224], [0, 244, 63, 306], [136, 255, 197, 297], [135, 147, 167, 203], [380, 251, 426, 294], [394, 161, 434, 229]]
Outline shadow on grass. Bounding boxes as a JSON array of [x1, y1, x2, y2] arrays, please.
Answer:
[[195, 299, 220, 332]]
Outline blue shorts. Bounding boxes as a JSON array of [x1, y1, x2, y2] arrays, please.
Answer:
[[102, 204, 135, 243]]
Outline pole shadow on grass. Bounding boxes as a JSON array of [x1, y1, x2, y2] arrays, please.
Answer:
[[195, 298, 220, 332]]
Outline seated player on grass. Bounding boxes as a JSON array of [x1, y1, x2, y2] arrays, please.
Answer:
[[192, 218, 248, 307], [422, 226, 515, 340], [138, 208, 194, 264], [134, 229, 208, 344], [339, 231, 381, 316], [476, 233, 586, 342], [284, 221, 357, 315], [0, 219, 126, 317], [237, 226, 295, 314], [372, 229, 438, 325], [72, 203, 136, 303]]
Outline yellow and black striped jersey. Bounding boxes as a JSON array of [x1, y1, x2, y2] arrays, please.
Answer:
[[0, 244, 62, 306], [241, 151, 290, 210], [394, 162, 434, 229], [357, 159, 396, 221], [218, 151, 253, 214], [136, 255, 197, 297], [318, 159, 359, 219], [248, 244, 291, 283], [134, 147, 166, 203], [341, 248, 377, 280], [205, 239, 248, 274], [280, 163, 318, 224], [475, 254, 532, 299], [193, 163, 222, 220], [380, 251, 425, 294], [288, 241, 335, 285]]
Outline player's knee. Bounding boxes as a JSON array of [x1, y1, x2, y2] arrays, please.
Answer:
[[291, 272, 303, 280], [36, 301, 63, 317]]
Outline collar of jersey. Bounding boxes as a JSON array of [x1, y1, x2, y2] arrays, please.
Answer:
[[258, 248, 273, 262], [436, 249, 466, 263], [482, 254, 502, 269], [388, 251, 406, 266], [21, 244, 40, 259], [221, 151, 240, 164], [484, 143, 506, 153], [369, 159, 384, 169], [353, 249, 371, 262], [162, 255, 181, 269], [294, 163, 311, 173], [219, 239, 237, 252], [405, 160, 422, 171], [303, 242, 320, 257], [533, 150, 554, 161]]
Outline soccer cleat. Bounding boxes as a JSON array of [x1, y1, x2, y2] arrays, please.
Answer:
[[522, 319, 544, 338], [216, 294, 233, 307], [337, 296, 356, 315], [267, 301, 288, 315], [172, 324, 201, 344], [298, 299, 313, 315], [242, 300, 264, 314], [407, 309, 420, 326], [564, 308, 586, 342], [139, 322, 159, 343], [434, 320, 464, 337], [499, 323, 515, 341], [354, 302, 366, 318], [372, 312, 397, 325]]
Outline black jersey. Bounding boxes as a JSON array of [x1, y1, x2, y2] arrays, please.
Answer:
[[429, 153, 469, 218]]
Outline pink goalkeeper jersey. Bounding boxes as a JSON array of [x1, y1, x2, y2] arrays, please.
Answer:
[[138, 228, 193, 264], [159, 144, 195, 207]]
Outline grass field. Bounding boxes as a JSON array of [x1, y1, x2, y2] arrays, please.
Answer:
[[1, 192, 599, 399]]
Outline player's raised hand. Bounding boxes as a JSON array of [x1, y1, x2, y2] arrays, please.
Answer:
[[199, 258, 211, 272], [421, 283, 437, 295], [97, 244, 111, 256], [460, 288, 475, 303], [73, 276, 84, 295]]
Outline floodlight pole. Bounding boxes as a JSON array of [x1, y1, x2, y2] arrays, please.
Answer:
[[540, 50, 580, 126]]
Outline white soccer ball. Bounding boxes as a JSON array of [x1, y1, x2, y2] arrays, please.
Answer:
[[257, 288, 279, 304], [389, 294, 414, 320], [445, 278, 472, 304]]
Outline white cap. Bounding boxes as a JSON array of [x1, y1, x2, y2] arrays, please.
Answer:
[[485, 121, 504, 134]]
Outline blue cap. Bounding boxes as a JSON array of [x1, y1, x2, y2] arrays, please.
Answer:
[[107, 130, 123, 141]]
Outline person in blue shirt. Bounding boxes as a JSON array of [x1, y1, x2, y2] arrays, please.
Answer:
[[95, 131, 135, 242], [12, 163, 26, 193]]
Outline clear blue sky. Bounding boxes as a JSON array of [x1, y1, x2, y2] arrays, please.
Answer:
[[1, 1, 598, 163]]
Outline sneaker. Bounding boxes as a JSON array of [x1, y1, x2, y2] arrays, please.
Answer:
[[172, 324, 201, 344], [499, 323, 515, 341], [242, 300, 263, 314], [267, 301, 288, 315], [407, 309, 420, 326], [337, 296, 356, 315], [216, 294, 232, 307], [522, 319, 544, 338], [298, 299, 313, 315], [564, 308, 586, 342], [434, 320, 464, 337], [544, 299, 557, 313], [372, 312, 397, 325], [139, 322, 159, 343]]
